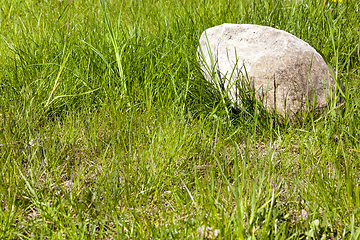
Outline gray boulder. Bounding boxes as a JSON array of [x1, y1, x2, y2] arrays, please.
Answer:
[[198, 23, 339, 118]]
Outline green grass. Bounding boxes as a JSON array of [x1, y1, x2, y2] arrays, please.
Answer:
[[0, 0, 359, 238]]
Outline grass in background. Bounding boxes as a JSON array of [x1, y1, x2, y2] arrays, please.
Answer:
[[0, 0, 359, 238]]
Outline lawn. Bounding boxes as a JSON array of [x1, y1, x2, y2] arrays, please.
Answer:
[[0, 0, 359, 239]]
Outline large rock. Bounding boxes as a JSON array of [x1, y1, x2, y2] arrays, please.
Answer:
[[198, 23, 339, 117]]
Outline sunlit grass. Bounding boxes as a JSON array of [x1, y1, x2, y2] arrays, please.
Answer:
[[0, 0, 359, 238]]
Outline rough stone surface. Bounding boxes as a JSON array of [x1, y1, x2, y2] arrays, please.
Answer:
[[198, 23, 338, 117]]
